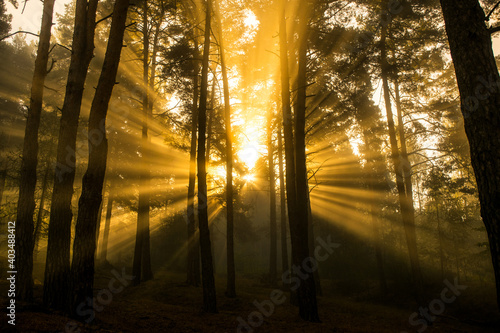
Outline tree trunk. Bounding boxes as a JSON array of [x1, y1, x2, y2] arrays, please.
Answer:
[[133, 0, 153, 285], [186, 0, 204, 286], [452, 229, 461, 282], [363, 131, 388, 294], [292, 0, 319, 322], [279, 1, 299, 307], [371, 194, 387, 294], [394, 80, 415, 215], [307, 193, 322, 296], [94, 184, 106, 253], [34, 163, 51, 262], [100, 190, 114, 261], [380, 23, 423, 299], [268, 111, 277, 286], [70, 0, 129, 319], [394, 77, 422, 290], [44, 0, 98, 311], [143, 0, 164, 282], [95, 199, 103, 244], [187, 40, 201, 287], [214, 0, 236, 297], [440, 0, 500, 308], [205, 78, 215, 163], [15, 0, 55, 303], [278, 127, 289, 285], [149, 4, 163, 117], [205, 79, 215, 275], [435, 199, 445, 280], [198, 0, 217, 313]]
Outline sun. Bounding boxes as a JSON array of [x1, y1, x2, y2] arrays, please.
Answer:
[[234, 119, 265, 170], [238, 141, 259, 170], [243, 9, 259, 30], [242, 173, 256, 183]]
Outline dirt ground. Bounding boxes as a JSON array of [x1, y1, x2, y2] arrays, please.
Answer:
[[1, 262, 499, 333]]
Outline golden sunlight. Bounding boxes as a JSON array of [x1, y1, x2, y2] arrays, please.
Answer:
[[2, 0, 497, 331], [243, 9, 259, 30], [242, 173, 256, 183], [237, 141, 259, 169]]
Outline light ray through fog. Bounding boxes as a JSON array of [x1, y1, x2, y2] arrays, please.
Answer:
[[4, 0, 410, 259], [2, 1, 497, 329]]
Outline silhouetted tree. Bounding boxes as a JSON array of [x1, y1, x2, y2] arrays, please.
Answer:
[[70, 0, 130, 318], [100, 184, 114, 261], [292, 0, 319, 321], [197, 0, 217, 313], [267, 109, 277, 285], [278, 126, 289, 283], [214, 0, 236, 297], [15, 0, 55, 303], [380, 20, 423, 299], [440, 0, 500, 308], [186, 39, 201, 287], [44, 0, 98, 311]]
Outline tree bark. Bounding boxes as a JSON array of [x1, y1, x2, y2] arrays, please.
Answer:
[[439, 0, 500, 308], [279, 1, 299, 306], [15, 0, 55, 303], [292, 0, 319, 321], [198, 0, 217, 313], [44, 0, 98, 311], [70, 0, 129, 319]]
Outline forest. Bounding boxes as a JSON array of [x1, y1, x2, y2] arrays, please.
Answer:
[[0, 0, 500, 332]]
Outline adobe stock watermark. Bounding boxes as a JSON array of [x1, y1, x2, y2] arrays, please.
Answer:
[[236, 235, 340, 333], [63, 267, 135, 333], [401, 277, 467, 333]]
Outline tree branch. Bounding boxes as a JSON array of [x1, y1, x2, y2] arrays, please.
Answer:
[[486, 1, 500, 21], [0, 30, 39, 42], [43, 85, 58, 93], [96, 12, 114, 25], [46, 59, 56, 74], [489, 25, 500, 35], [48, 43, 72, 54]]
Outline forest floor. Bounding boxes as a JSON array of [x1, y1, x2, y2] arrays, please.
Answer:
[[1, 261, 499, 333]]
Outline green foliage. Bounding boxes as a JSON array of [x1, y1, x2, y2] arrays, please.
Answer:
[[0, 0, 11, 37]]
